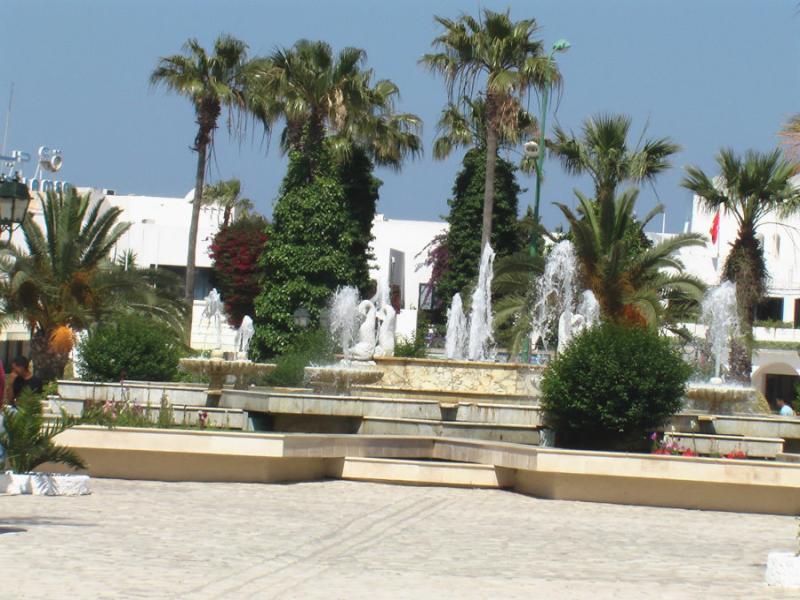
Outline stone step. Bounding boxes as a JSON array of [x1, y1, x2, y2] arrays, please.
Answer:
[[663, 432, 784, 459], [696, 414, 800, 441], [351, 384, 539, 405], [222, 389, 543, 426], [775, 453, 800, 463], [339, 457, 509, 488], [358, 416, 542, 445]]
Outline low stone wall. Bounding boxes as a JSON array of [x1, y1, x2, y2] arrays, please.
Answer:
[[52, 427, 800, 515], [58, 380, 207, 406], [371, 357, 542, 397]]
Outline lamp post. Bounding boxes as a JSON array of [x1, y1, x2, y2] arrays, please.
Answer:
[[526, 38, 570, 257], [0, 173, 31, 234]]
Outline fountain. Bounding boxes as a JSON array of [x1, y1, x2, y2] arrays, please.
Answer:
[[445, 293, 468, 360], [304, 286, 387, 395], [685, 282, 766, 414], [530, 240, 582, 354], [467, 244, 496, 361], [179, 294, 275, 405]]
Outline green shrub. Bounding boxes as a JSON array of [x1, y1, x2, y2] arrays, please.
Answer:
[[261, 326, 334, 388], [540, 322, 691, 451], [77, 315, 187, 382]]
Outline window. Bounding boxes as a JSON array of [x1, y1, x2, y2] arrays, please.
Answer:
[[755, 297, 784, 322]]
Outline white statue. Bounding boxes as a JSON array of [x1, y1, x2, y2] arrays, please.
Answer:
[[350, 300, 377, 360], [234, 315, 255, 360], [374, 305, 397, 357], [557, 310, 586, 355], [201, 289, 225, 350]]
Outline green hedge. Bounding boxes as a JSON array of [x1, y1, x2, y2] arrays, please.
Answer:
[[77, 315, 187, 382], [541, 322, 691, 451]]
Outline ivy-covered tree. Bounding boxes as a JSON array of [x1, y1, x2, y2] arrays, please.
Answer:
[[251, 143, 357, 358], [436, 147, 523, 307], [337, 147, 381, 294], [209, 215, 268, 328]]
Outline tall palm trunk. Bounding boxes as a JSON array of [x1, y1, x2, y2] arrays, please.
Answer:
[[481, 100, 499, 251], [724, 228, 765, 383], [30, 329, 69, 383], [185, 99, 219, 340]]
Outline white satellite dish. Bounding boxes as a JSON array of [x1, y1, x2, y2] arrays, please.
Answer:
[[37, 146, 63, 173]]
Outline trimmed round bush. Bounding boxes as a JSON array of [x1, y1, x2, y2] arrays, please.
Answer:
[[540, 322, 691, 451], [77, 315, 186, 382]]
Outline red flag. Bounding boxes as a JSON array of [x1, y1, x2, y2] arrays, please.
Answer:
[[709, 210, 720, 244]]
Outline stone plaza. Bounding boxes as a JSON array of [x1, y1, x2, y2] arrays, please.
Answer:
[[1, 478, 796, 599]]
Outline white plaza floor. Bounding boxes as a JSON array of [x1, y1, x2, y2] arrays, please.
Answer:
[[0, 478, 797, 599]]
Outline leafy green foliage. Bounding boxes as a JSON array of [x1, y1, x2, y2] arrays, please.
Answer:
[[261, 326, 334, 387], [541, 323, 692, 450], [436, 147, 523, 311], [0, 392, 86, 473], [77, 315, 187, 382], [252, 144, 361, 357], [209, 215, 268, 328], [0, 189, 186, 381], [556, 189, 706, 327]]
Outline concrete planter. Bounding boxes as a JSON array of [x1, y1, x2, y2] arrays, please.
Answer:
[[766, 552, 800, 587], [0, 471, 91, 496]]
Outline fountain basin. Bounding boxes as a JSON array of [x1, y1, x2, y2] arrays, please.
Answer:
[[685, 383, 770, 415], [304, 363, 384, 395], [179, 357, 276, 405], [371, 356, 543, 397]]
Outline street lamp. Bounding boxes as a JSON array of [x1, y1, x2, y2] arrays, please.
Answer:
[[293, 307, 311, 329], [0, 174, 31, 233], [527, 38, 571, 257]]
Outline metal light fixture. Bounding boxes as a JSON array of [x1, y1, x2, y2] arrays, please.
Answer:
[[552, 39, 571, 53], [523, 140, 540, 159], [0, 174, 31, 232], [293, 307, 311, 329]]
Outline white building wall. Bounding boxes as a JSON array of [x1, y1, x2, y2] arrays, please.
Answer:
[[369, 214, 447, 338]]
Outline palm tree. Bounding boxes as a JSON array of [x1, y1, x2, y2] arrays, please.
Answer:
[[1, 392, 85, 474], [682, 148, 800, 380], [556, 188, 706, 327], [150, 35, 252, 330], [247, 39, 421, 170], [551, 113, 680, 205], [422, 9, 557, 250], [202, 178, 254, 227], [0, 190, 186, 381], [432, 96, 536, 160]]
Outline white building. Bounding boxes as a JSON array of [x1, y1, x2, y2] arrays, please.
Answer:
[[368, 214, 447, 339]]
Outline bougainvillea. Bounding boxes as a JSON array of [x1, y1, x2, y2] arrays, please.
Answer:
[[209, 216, 268, 328]]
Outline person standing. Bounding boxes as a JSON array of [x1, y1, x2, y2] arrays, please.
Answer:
[[10, 356, 43, 403], [777, 398, 796, 417]]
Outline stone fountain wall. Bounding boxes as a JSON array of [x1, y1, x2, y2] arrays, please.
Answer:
[[371, 357, 543, 397]]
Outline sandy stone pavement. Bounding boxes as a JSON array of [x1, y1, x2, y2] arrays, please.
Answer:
[[0, 478, 797, 599]]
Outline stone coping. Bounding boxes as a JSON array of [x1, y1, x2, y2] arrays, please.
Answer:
[[665, 431, 785, 443], [698, 414, 800, 424], [361, 416, 540, 431], [371, 356, 543, 371]]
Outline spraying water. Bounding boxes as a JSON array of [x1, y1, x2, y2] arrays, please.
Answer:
[[445, 293, 468, 360], [530, 240, 578, 351], [467, 244, 496, 361], [701, 281, 740, 381], [372, 277, 390, 310], [576, 290, 600, 327], [329, 286, 360, 359]]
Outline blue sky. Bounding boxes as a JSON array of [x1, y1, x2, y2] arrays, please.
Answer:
[[2, 0, 798, 232]]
